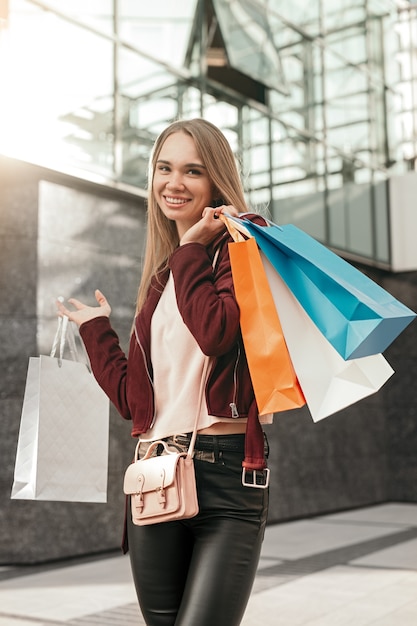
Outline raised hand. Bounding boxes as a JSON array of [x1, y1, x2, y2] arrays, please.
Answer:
[[56, 289, 111, 327], [179, 205, 239, 246]]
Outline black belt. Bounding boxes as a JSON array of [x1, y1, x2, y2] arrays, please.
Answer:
[[162, 433, 270, 489], [168, 433, 246, 453], [165, 433, 269, 457]]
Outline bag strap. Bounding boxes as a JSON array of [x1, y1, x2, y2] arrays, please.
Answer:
[[51, 315, 92, 371], [187, 357, 210, 458], [50, 316, 69, 366], [134, 356, 210, 462], [183, 251, 220, 457]]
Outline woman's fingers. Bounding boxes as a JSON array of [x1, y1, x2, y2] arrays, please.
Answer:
[[56, 299, 71, 317], [95, 289, 108, 306], [55, 291, 111, 326], [209, 204, 239, 218], [202, 206, 218, 219], [67, 297, 87, 310], [225, 205, 239, 217]]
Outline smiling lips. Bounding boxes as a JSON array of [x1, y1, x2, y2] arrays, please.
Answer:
[[164, 196, 190, 205]]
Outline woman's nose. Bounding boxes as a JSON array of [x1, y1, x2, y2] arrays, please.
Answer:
[[166, 172, 184, 190]]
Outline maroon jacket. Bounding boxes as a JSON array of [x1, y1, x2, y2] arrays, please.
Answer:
[[80, 225, 266, 470]]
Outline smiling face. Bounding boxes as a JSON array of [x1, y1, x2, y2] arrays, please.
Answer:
[[152, 131, 214, 238]]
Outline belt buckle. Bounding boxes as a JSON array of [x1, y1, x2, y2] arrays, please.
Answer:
[[241, 467, 270, 489], [173, 433, 190, 445]]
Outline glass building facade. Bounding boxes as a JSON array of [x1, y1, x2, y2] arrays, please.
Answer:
[[1, 0, 417, 266]]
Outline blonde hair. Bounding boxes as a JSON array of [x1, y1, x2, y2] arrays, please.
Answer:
[[136, 118, 249, 314]]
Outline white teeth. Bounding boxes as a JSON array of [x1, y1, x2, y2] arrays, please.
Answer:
[[165, 197, 188, 204]]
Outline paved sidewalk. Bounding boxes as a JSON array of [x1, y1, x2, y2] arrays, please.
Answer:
[[0, 503, 417, 625]]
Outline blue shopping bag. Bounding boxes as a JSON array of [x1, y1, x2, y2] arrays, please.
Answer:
[[237, 217, 416, 360]]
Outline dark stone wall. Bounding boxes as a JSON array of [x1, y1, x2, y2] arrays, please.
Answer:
[[1, 156, 416, 562], [0, 157, 146, 564], [378, 270, 417, 501]]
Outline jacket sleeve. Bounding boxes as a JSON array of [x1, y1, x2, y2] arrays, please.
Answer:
[[168, 239, 240, 356], [79, 316, 132, 420]]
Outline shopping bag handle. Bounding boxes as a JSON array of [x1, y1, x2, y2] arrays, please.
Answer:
[[219, 214, 249, 242], [50, 316, 67, 365], [223, 213, 284, 234], [51, 316, 92, 371], [244, 215, 284, 232]]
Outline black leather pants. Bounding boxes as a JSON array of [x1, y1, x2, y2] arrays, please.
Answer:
[[127, 436, 269, 626]]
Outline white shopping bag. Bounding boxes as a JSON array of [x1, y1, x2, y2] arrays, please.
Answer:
[[11, 317, 110, 502], [261, 254, 394, 421]]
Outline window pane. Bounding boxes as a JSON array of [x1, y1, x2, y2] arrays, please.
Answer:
[[118, 0, 197, 68], [0, 2, 114, 176]]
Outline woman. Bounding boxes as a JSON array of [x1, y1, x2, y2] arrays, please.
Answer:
[[57, 119, 271, 626]]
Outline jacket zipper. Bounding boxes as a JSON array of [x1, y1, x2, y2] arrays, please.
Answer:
[[212, 242, 239, 418], [229, 344, 240, 418], [134, 323, 157, 428]]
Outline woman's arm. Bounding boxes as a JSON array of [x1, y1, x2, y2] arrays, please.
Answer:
[[78, 316, 133, 420], [169, 238, 240, 356], [57, 293, 132, 420]]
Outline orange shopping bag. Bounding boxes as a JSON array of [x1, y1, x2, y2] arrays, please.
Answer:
[[222, 216, 305, 415]]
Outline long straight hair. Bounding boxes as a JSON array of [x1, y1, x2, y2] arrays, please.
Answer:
[[135, 118, 249, 314]]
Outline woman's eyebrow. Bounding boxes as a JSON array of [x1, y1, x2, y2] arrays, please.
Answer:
[[156, 159, 207, 169]]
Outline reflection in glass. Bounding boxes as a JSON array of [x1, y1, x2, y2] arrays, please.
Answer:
[[1, 0, 416, 267]]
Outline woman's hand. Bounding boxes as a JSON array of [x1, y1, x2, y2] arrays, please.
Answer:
[[56, 289, 111, 327], [179, 205, 239, 246]]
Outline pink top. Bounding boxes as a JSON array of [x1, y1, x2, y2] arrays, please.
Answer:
[[141, 273, 272, 442]]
